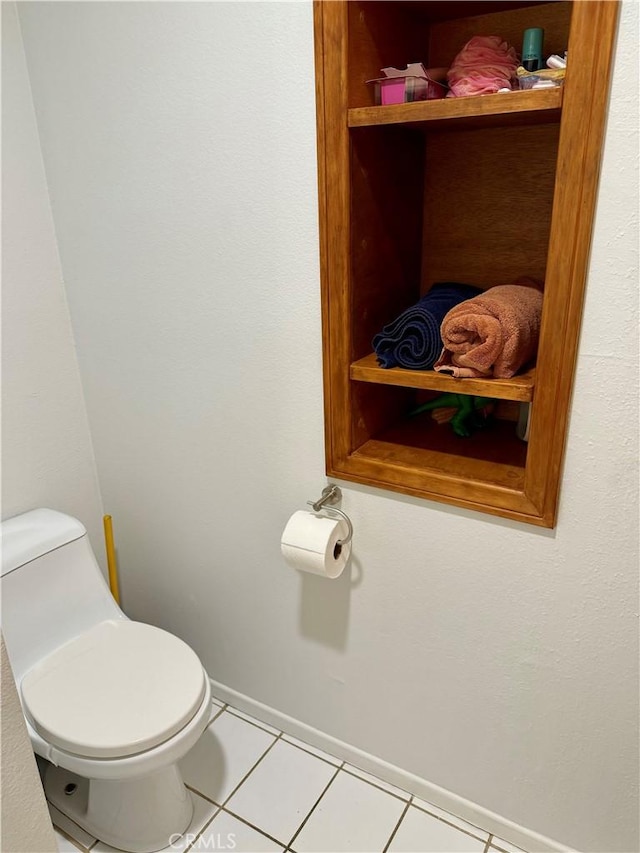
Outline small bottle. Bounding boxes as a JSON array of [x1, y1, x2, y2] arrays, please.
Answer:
[[522, 28, 544, 72]]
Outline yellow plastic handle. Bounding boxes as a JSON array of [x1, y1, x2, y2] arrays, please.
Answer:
[[103, 515, 120, 605]]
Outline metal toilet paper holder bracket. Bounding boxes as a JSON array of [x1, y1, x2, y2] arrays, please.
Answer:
[[307, 485, 353, 547]]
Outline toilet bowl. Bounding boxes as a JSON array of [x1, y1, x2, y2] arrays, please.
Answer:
[[0, 509, 213, 853]]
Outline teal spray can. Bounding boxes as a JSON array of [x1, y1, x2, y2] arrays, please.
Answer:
[[522, 27, 544, 71]]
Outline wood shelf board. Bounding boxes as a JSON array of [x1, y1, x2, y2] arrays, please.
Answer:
[[328, 458, 544, 524], [389, 2, 554, 25], [348, 88, 563, 130], [351, 433, 525, 490], [350, 441, 525, 495], [359, 410, 527, 486], [345, 412, 527, 499], [351, 353, 535, 401]]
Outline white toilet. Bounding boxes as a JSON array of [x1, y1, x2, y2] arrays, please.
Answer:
[[0, 508, 213, 853]]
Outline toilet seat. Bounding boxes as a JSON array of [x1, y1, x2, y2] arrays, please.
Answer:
[[21, 619, 207, 759]]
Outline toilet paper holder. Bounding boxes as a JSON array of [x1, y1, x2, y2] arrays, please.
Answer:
[[307, 485, 353, 547]]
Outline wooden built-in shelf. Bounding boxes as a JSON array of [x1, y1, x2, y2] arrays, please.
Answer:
[[314, 0, 620, 526], [353, 413, 527, 492], [348, 88, 563, 131], [350, 353, 535, 402]]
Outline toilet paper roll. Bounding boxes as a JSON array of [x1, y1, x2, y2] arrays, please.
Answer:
[[281, 510, 351, 578]]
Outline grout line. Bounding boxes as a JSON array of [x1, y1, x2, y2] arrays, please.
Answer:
[[221, 732, 283, 808], [184, 723, 282, 811], [191, 702, 226, 746], [182, 806, 222, 853], [185, 782, 223, 808], [214, 805, 288, 849], [489, 839, 527, 853], [410, 798, 489, 843], [341, 764, 411, 803], [382, 796, 413, 853], [280, 735, 342, 769], [286, 762, 344, 850], [427, 818, 487, 844], [205, 703, 226, 730], [184, 722, 279, 814], [224, 706, 282, 738], [484, 834, 494, 853]]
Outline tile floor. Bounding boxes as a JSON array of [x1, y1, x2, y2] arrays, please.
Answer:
[[52, 696, 528, 853]]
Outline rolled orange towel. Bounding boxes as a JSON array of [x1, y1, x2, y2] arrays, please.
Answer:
[[435, 284, 543, 379]]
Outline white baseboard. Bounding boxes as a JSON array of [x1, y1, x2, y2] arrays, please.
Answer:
[[209, 678, 575, 853]]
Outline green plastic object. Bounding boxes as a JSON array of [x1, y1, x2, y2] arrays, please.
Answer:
[[411, 393, 494, 438]]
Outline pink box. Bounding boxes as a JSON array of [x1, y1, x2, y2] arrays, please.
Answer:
[[367, 64, 448, 105]]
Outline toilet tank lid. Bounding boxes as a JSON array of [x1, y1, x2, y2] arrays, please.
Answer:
[[0, 509, 86, 577]]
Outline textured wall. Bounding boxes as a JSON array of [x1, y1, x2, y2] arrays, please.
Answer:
[[1, 635, 56, 853], [17, 2, 639, 851], [1, 2, 104, 555]]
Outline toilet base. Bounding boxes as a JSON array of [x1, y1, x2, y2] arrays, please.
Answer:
[[45, 762, 194, 853]]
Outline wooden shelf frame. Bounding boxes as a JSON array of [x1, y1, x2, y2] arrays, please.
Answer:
[[350, 354, 535, 402], [313, 0, 620, 527], [348, 88, 563, 131]]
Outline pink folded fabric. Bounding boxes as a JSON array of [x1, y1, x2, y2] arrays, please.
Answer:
[[447, 35, 518, 97], [434, 284, 543, 379]]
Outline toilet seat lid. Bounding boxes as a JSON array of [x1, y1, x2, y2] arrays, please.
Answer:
[[21, 620, 207, 759]]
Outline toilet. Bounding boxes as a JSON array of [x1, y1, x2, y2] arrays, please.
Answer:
[[0, 508, 213, 853]]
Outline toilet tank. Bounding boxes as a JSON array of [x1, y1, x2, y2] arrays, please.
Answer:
[[1, 509, 125, 683]]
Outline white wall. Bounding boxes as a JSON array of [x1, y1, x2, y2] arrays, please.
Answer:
[[1, 2, 104, 554], [0, 635, 56, 853], [17, 3, 639, 851], [1, 11, 101, 844]]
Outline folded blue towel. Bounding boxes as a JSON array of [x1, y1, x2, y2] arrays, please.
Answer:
[[372, 282, 484, 369]]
